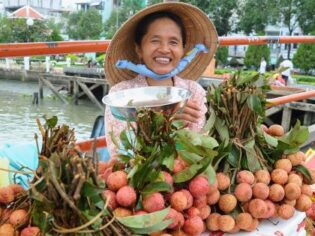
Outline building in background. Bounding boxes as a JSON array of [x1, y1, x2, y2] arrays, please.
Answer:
[[69, 0, 114, 23], [3, 0, 63, 17], [0, 1, 5, 14]]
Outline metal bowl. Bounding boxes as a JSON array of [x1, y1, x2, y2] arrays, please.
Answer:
[[102, 86, 192, 121]]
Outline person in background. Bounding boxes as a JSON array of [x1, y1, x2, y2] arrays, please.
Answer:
[[259, 57, 267, 75], [103, 2, 218, 158], [271, 73, 285, 87], [280, 58, 293, 86]]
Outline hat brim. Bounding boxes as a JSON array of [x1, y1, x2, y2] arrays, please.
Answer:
[[105, 2, 218, 86]]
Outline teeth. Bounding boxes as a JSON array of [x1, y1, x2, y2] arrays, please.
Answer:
[[155, 57, 170, 64]]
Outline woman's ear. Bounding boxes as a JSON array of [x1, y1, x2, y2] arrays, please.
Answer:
[[135, 44, 142, 61]]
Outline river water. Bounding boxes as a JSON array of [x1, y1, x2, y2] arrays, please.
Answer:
[[0, 79, 103, 145]]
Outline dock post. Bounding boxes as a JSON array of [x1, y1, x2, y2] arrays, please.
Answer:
[[39, 76, 44, 99], [73, 79, 79, 105], [281, 105, 292, 132]]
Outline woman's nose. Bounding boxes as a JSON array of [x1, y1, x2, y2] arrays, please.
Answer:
[[158, 42, 170, 53]]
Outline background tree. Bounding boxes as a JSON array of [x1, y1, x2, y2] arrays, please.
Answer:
[[147, 0, 162, 5], [244, 45, 270, 69], [0, 17, 53, 43], [296, 0, 315, 34], [67, 8, 102, 40], [215, 47, 228, 66], [274, 0, 299, 59], [103, 0, 143, 39], [293, 43, 315, 74], [238, 0, 278, 35], [208, 0, 237, 36], [182, 0, 236, 36], [47, 18, 64, 41]]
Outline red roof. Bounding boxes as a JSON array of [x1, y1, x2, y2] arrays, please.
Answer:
[[10, 5, 44, 20]]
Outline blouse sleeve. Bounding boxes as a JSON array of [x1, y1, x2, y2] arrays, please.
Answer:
[[186, 81, 207, 132], [104, 82, 130, 158]]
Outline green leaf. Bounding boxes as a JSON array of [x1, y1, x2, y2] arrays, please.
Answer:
[[32, 202, 50, 233], [82, 181, 103, 197], [201, 107, 216, 133], [173, 163, 202, 183], [236, 72, 259, 86], [294, 165, 313, 184], [200, 135, 219, 149], [82, 210, 103, 228], [176, 129, 218, 149], [142, 182, 173, 196], [247, 95, 263, 116], [263, 132, 278, 147], [215, 119, 229, 147], [120, 130, 132, 150], [178, 150, 203, 164], [227, 145, 240, 168], [202, 164, 216, 184], [45, 116, 58, 128], [116, 207, 170, 229], [162, 152, 175, 171], [244, 140, 261, 172], [279, 121, 309, 147], [128, 219, 173, 234]]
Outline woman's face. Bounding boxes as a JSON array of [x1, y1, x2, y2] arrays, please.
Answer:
[[136, 17, 184, 75]]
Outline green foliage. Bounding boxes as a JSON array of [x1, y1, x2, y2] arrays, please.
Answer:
[[182, 0, 236, 36], [296, 0, 315, 34], [0, 16, 55, 43], [293, 75, 315, 85], [46, 18, 64, 41], [67, 8, 102, 40], [66, 54, 78, 64], [238, 0, 278, 34], [215, 47, 228, 66], [244, 45, 270, 69], [117, 207, 172, 234], [103, 0, 144, 39], [147, 0, 162, 5], [293, 43, 315, 74], [96, 54, 105, 66]]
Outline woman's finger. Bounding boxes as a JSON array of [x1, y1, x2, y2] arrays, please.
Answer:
[[174, 112, 198, 123]]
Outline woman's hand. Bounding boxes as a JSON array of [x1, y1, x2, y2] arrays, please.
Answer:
[[174, 100, 203, 125]]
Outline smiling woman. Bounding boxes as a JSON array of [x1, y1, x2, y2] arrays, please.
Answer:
[[103, 2, 218, 158]]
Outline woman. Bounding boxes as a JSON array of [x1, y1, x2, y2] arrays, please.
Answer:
[[104, 2, 218, 157]]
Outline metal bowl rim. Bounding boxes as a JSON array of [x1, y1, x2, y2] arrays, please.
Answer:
[[102, 86, 192, 108]]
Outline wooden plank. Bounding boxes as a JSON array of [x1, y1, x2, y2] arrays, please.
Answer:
[[281, 106, 292, 132], [266, 106, 283, 116], [40, 76, 69, 104], [77, 80, 104, 111], [288, 102, 315, 112], [76, 76, 106, 84], [77, 84, 102, 98]]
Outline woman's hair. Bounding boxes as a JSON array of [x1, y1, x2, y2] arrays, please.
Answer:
[[134, 11, 186, 47]]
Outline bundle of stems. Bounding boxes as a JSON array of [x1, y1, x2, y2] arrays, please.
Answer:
[[205, 71, 269, 175], [22, 116, 132, 235]]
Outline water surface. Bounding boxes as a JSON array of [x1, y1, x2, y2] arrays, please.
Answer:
[[0, 79, 103, 145]]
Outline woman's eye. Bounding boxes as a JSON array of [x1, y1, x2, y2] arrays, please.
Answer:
[[170, 41, 178, 46]]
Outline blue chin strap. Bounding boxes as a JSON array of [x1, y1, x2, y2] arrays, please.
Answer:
[[116, 44, 208, 81]]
